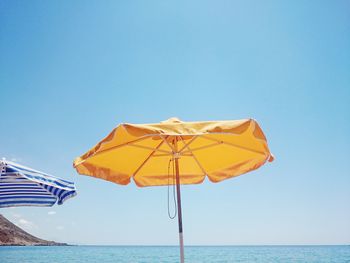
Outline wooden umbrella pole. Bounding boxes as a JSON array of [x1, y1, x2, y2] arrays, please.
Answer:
[[174, 138, 185, 263]]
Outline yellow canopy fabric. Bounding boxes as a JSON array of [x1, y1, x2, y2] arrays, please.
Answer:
[[73, 117, 274, 187]]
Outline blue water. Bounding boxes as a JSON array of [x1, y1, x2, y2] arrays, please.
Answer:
[[0, 246, 349, 263]]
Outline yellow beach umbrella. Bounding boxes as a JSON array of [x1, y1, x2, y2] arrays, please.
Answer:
[[73, 117, 274, 262]]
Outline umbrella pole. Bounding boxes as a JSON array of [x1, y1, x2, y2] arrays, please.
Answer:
[[174, 155, 185, 263]]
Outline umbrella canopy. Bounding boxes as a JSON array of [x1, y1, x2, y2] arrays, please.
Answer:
[[74, 117, 273, 186], [0, 160, 77, 208], [73, 117, 273, 263]]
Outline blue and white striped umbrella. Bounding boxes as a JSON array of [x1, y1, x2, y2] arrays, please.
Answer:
[[0, 160, 77, 208]]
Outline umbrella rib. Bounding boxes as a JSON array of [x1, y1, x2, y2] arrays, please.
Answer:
[[132, 139, 167, 178], [82, 136, 152, 161], [180, 141, 223, 154], [177, 136, 198, 153], [153, 153, 173, 157], [179, 136, 207, 176], [201, 135, 266, 156], [128, 143, 172, 154], [159, 135, 176, 152]]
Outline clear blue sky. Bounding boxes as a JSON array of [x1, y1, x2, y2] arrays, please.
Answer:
[[0, 0, 349, 245]]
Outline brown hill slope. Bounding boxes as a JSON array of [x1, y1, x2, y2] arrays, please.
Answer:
[[0, 214, 67, 246]]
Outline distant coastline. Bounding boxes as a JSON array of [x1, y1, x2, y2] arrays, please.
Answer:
[[0, 214, 68, 246]]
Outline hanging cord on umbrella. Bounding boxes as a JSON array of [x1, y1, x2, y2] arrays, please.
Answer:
[[167, 157, 177, 219]]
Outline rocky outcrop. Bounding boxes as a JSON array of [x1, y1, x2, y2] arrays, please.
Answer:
[[0, 214, 67, 246]]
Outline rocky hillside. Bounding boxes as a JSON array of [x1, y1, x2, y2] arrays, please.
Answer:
[[0, 214, 67, 246]]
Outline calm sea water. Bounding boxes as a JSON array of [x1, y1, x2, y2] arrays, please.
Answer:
[[0, 246, 349, 263]]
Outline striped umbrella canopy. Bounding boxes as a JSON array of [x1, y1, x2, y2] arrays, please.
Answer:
[[0, 160, 77, 208]]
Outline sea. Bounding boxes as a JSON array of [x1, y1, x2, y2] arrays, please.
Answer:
[[0, 245, 349, 263]]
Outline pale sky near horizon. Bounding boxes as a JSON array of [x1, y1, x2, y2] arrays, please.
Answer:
[[0, 1, 349, 245]]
